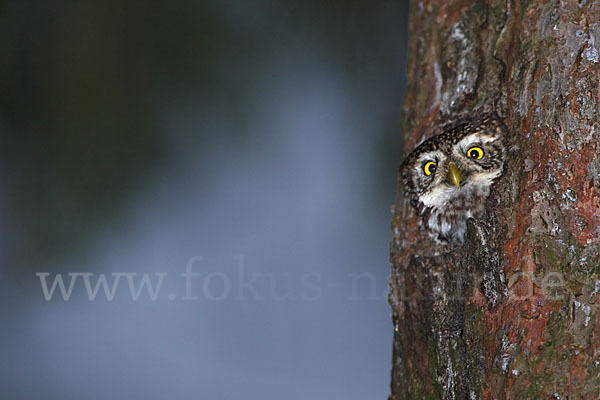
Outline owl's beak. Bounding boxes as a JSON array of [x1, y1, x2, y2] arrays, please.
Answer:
[[448, 163, 462, 187]]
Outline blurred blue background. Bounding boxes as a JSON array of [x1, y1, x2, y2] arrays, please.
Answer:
[[0, 1, 408, 399]]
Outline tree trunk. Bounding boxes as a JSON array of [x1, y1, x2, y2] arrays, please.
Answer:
[[389, 1, 600, 399]]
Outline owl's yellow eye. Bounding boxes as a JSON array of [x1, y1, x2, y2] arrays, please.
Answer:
[[467, 146, 484, 160], [423, 161, 437, 176]]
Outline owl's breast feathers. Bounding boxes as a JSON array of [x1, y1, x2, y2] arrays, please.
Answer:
[[420, 183, 490, 242]]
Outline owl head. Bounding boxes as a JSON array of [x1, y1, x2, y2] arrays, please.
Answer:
[[400, 115, 507, 242]]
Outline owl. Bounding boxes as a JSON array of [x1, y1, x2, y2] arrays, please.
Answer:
[[400, 115, 507, 243]]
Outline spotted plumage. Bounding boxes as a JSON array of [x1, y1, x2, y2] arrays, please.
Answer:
[[400, 115, 507, 242]]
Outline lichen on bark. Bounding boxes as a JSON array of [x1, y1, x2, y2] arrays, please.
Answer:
[[390, 1, 600, 399]]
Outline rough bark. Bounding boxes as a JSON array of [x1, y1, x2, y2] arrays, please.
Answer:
[[389, 1, 600, 399]]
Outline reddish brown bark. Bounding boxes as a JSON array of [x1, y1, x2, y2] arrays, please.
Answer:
[[390, 0, 600, 398]]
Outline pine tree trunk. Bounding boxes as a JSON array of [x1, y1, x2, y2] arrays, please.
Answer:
[[389, 1, 600, 399]]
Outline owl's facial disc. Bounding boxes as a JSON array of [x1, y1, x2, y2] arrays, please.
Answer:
[[399, 115, 507, 242]]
